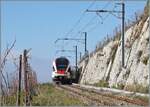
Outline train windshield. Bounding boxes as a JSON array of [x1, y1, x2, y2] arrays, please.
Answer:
[[56, 58, 69, 70]]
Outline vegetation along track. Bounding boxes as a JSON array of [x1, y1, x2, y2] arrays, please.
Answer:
[[55, 84, 148, 106]]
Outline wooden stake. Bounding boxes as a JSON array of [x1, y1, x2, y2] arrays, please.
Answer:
[[17, 55, 22, 106]]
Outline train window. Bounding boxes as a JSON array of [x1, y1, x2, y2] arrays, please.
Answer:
[[56, 58, 69, 70], [56, 58, 69, 66], [53, 66, 55, 71]]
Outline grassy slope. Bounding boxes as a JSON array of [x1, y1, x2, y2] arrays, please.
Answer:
[[31, 83, 85, 106]]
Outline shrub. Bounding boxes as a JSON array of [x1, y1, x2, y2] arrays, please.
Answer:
[[137, 50, 143, 58], [111, 83, 124, 90], [112, 84, 117, 89], [117, 83, 125, 90], [141, 55, 149, 65], [137, 50, 143, 62], [93, 80, 109, 88]]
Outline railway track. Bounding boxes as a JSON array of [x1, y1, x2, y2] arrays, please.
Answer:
[[55, 84, 149, 106], [71, 84, 149, 106]]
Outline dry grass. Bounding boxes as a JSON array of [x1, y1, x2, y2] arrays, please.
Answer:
[[133, 95, 149, 103], [124, 84, 149, 94], [3, 83, 85, 106], [2, 91, 25, 106], [93, 80, 109, 88]]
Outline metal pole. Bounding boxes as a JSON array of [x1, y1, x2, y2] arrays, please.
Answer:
[[122, 3, 125, 67], [75, 46, 78, 73], [17, 55, 22, 106], [85, 32, 87, 53], [0, 72, 2, 106], [86, 3, 125, 67], [80, 52, 82, 60]]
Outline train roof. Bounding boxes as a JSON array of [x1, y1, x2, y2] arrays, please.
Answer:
[[55, 56, 68, 60], [54, 56, 69, 63]]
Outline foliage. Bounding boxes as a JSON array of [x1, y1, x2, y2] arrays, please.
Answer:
[[93, 80, 109, 88], [141, 55, 149, 65], [117, 83, 125, 90], [111, 84, 117, 89], [3, 91, 25, 106], [111, 83, 124, 90], [124, 84, 149, 94]]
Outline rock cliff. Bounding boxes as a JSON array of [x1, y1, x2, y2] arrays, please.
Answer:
[[79, 5, 149, 91]]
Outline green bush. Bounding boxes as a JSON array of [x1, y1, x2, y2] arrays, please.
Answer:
[[111, 83, 124, 90], [112, 84, 117, 89]]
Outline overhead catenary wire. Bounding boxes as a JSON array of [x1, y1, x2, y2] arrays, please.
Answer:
[[64, 12, 86, 38], [101, 0, 113, 10], [77, 0, 115, 36], [64, 0, 97, 38], [87, 4, 118, 33], [75, 0, 117, 56], [55, 0, 117, 59], [77, 1, 116, 39], [55, 0, 97, 54], [88, 3, 121, 33], [79, 15, 98, 32], [61, 0, 97, 48], [72, 1, 113, 54]]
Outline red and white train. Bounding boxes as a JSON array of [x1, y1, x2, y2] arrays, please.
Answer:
[[52, 57, 72, 84]]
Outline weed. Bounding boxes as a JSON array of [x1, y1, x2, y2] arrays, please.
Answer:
[[133, 95, 149, 103], [125, 84, 149, 94], [111, 83, 124, 90], [117, 83, 125, 90], [112, 84, 117, 89], [93, 80, 109, 88], [31, 83, 85, 106]]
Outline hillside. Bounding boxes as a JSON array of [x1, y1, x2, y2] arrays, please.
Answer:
[[78, 4, 149, 93]]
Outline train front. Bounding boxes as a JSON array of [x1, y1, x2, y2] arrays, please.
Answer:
[[52, 57, 71, 83]]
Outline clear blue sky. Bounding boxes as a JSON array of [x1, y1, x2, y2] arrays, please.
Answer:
[[1, 0, 147, 83]]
